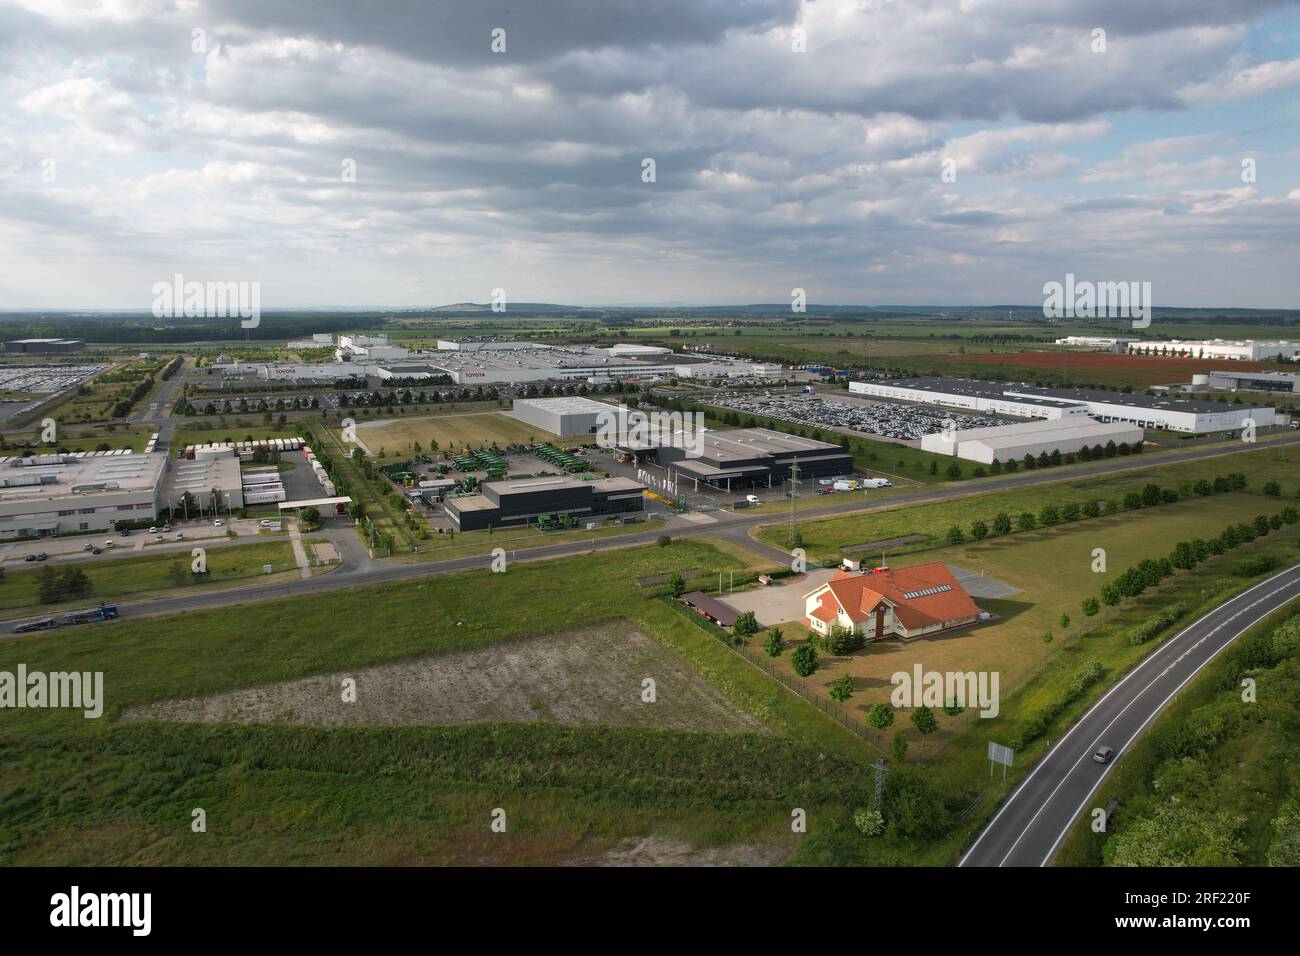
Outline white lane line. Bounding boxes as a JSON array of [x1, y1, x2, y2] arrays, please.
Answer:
[[958, 564, 1300, 867]]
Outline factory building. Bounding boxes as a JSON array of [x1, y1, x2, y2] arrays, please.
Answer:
[[0, 451, 165, 538], [164, 453, 245, 513], [850, 377, 1273, 433], [335, 334, 411, 363], [444, 476, 646, 532], [618, 427, 853, 492], [506, 396, 632, 438], [1127, 339, 1300, 361], [1054, 336, 1137, 352], [4, 338, 86, 353], [920, 418, 1144, 464], [1206, 370, 1300, 394]]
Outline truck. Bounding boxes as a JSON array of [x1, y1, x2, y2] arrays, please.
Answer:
[[833, 479, 857, 491], [860, 478, 892, 489], [61, 604, 120, 626]]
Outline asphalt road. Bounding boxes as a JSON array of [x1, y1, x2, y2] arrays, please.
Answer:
[[959, 562, 1300, 867], [3, 429, 1298, 630]]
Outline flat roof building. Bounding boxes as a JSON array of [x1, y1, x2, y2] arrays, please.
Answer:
[[1128, 339, 1300, 361], [920, 417, 1144, 464], [1206, 369, 1300, 394], [4, 338, 86, 353], [444, 475, 646, 532], [0, 451, 165, 538], [506, 396, 632, 438], [850, 376, 1274, 433], [618, 426, 853, 492], [164, 456, 245, 513]]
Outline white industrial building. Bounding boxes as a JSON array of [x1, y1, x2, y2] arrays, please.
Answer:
[[335, 334, 411, 363], [165, 454, 245, 513], [1055, 335, 1137, 351], [1206, 369, 1300, 394], [850, 377, 1274, 433], [920, 418, 1145, 464], [0, 451, 166, 539], [1128, 339, 1300, 361], [507, 396, 633, 438]]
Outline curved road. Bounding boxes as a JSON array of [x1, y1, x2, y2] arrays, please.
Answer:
[[3, 429, 1299, 630], [959, 563, 1300, 867]]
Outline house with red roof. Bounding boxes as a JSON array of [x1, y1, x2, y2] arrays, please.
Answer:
[[803, 561, 981, 641]]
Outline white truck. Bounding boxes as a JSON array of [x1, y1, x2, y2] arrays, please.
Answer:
[[860, 478, 892, 489]]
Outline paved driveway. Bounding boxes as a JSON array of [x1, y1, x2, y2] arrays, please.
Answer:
[[718, 567, 837, 627]]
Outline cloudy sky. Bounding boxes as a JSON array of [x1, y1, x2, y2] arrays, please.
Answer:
[[1, 0, 1299, 310]]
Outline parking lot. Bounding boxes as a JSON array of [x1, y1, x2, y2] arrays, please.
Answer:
[[0, 363, 109, 393], [705, 392, 1004, 441]]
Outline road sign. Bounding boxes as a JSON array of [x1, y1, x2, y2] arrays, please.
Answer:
[[988, 742, 1014, 781]]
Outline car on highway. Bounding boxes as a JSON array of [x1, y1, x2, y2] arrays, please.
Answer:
[[83, 542, 94, 551], [163, 524, 172, 533], [91, 548, 102, 554], [1091, 745, 1115, 764], [175, 532, 184, 541], [148, 526, 158, 534], [23, 554, 36, 562], [13, 618, 59, 634], [213, 519, 224, 527], [35, 552, 47, 561], [119, 529, 131, 537]]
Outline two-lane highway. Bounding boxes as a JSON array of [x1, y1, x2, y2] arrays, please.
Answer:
[[960, 563, 1300, 867]]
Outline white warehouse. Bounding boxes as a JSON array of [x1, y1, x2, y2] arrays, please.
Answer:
[[850, 377, 1274, 433], [921, 418, 1145, 464], [506, 396, 633, 438]]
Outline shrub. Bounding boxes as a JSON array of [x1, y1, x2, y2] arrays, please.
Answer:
[[733, 611, 759, 637], [1082, 596, 1100, 617], [1238, 554, 1280, 577], [828, 674, 855, 703], [852, 808, 885, 837], [911, 705, 938, 735], [1126, 602, 1189, 646], [867, 702, 895, 730], [791, 643, 819, 677]]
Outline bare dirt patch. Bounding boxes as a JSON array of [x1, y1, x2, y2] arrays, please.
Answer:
[[564, 835, 792, 867], [121, 622, 766, 732]]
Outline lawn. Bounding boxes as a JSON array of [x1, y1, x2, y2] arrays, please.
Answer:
[[753, 493, 1283, 757], [0, 540, 300, 613]]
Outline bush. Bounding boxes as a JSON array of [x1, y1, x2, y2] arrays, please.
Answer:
[[911, 705, 938, 735], [1126, 602, 1189, 646], [828, 674, 855, 703], [656, 535, 671, 547], [867, 702, 894, 730], [791, 643, 819, 677], [733, 611, 759, 637], [1082, 596, 1100, 617], [1237, 554, 1280, 577], [1067, 660, 1105, 697], [853, 808, 885, 837]]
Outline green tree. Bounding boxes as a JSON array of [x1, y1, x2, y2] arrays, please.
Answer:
[[853, 808, 885, 837], [733, 610, 759, 637], [763, 627, 785, 657], [945, 462, 962, 480], [911, 705, 938, 735], [1082, 596, 1100, 616], [946, 525, 965, 545], [970, 519, 988, 540], [791, 642, 819, 677], [36, 565, 62, 604], [992, 512, 1012, 536], [867, 702, 895, 730], [1016, 511, 1036, 532], [1059, 612, 1071, 630], [667, 572, 686, 598], [828, 674, 855, 703]]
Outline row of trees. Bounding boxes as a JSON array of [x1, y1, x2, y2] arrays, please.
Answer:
[[945, 474, 1251, 545], [36, 566, 93, 604]]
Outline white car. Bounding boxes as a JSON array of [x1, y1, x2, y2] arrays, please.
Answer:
[[213, 519, 223, 527], [175, 532, 184, 541], [745, 495, 761, 504], [148, 526, 158, 534]]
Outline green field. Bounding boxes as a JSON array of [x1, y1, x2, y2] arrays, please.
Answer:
[[0, 541, 301, 613], [760, 444, 1300, 559]]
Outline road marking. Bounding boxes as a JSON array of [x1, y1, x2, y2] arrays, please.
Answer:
[[958, 564, 1300, 867]]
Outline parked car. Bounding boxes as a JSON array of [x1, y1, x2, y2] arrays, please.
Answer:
[[148, 526, 158, 534], [35, 552, 47, 561], [162, 524, 172, 533], [104, 540, 115, 549], [213, 519, 224, 527], [1092, 745, 1115, 765], [119, 529, 131, 537], [154, 535, 163, 543], [13, 618, 59, 634], [175, 532, 184, 541]]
